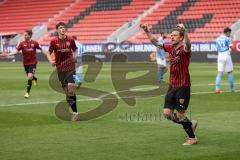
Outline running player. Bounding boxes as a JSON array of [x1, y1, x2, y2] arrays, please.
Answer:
[[141, 23, 198, 145], [0, 30, 52, 98], [215, 27, 235, 93], [48, 22, 79, 122]]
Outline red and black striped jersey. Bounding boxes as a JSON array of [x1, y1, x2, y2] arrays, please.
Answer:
[[49, 36, 77, 72], [16, 40, 41, 65], [163, 44, 191, 87]]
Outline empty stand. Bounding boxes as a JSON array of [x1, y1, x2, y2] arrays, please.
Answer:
[[130, 0, 240, 42], [1, 0, 239, 44], [0, 0, 75, 32], [41, 0, 157, 44]]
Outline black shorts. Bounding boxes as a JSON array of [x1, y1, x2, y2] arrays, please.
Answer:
[[164, 85, 191, 111], [24, 64, 36, 75], [57, 69, 76, 88]]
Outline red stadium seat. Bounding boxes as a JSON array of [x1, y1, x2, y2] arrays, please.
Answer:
[[1, 0, 239, 44], [130, 0, 240, 43], [41, 0, 157, 44], [0, 0, 75, 34]]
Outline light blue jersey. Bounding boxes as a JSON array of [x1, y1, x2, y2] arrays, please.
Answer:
[[156, 37, 166, 58], [215, 34, 234, 92], [75, 41, 84, 57], [156, 36, 167, 81], [75, 41, 84, 65], [215, 35, 232, 53], [74, 41, 84, 84]]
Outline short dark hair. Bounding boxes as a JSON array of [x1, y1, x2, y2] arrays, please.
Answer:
[[160, 32, 167, 39], [56, 22, 66, 29], [72, 35, 77, 40], [25, 30, 33, 36], [224, 27, 231, 33]]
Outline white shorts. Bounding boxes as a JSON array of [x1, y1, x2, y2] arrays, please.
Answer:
[[217, 53, 233, 72], [156, 57, 166, 67]]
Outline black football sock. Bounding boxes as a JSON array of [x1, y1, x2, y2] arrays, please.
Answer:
[[170, 113, 195, 138], [171, 113, 181, 124], [66, 95, 77, 113], [27, 80, 32, 93], [180, 117, 195, 138]]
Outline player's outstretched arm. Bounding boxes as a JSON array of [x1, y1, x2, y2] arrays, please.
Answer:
[[0, 52, 8, 57], [183, 31, 191, 52], [176, 24, 191, 52], [0, 50, 19, 57], [140, 24, 163, 49]]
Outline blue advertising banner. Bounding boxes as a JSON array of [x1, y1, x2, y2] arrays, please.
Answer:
[[3, 42, 218, 53], [2, 42, 239, 62]]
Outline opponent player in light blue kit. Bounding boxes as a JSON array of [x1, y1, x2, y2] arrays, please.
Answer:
[[72, 36, 84, 87], [215, 27, 235, 93], [156, 32, 168, 81]]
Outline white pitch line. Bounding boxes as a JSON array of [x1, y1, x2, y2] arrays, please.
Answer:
[[192, 82, 240, 87], [0, 89, 239, 107], [191, 90, 239, 95], [96, 81, 240, 99], [0, 98, 99, 107]]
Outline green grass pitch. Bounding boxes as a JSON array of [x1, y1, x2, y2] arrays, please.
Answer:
[[0, 62, 239, 160]]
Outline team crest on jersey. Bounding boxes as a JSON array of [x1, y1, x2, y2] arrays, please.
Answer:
[[175, 50, 180, 55], [66, 41, 70, 46], [169, 56, 180, 63], [31, 43, 34, 47], [179, 99, 185, 104]]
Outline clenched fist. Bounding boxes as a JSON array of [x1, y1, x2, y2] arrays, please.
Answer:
[[140, 24, 150, 33]]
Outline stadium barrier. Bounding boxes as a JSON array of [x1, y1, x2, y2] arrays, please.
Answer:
[[2, 42, 240, 62]]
